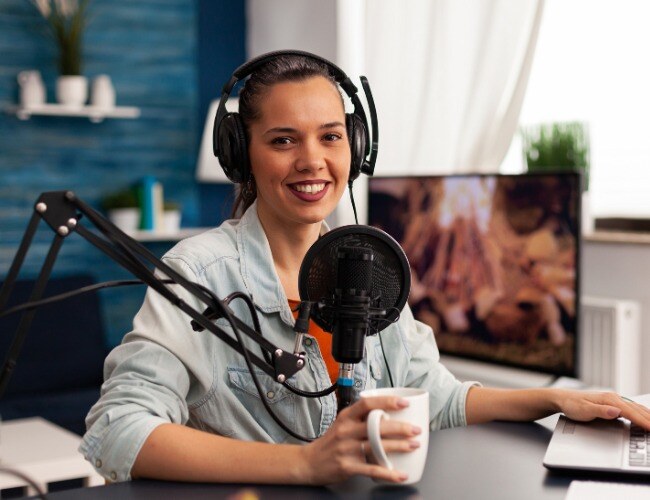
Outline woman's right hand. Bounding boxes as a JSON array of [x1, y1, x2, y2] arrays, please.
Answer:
[[298, 395, 422, 485]]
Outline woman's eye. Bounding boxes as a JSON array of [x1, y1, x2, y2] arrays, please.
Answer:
[[271, 137, 292, 146], [323, 133, 343, 142]]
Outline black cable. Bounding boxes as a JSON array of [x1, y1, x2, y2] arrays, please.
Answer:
[[0, 279, 148, 319], [198, 286, 318, 442], [200, 292, 338, 398], [348, 180, 359, 225]]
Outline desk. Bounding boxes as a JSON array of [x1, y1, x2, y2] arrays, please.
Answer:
[[26, 420, 649, 499], [0, 417, 103, 495]]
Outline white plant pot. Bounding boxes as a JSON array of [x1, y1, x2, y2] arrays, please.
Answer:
[[163, 210, 181, 233], [56, 75, 88, 107], [108, 208, 141, 233]]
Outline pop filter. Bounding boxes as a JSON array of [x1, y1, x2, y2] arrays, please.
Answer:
[[298, 225, 411, 333]]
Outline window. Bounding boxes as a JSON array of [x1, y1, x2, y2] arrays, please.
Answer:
[[501, 0, 650, 218]]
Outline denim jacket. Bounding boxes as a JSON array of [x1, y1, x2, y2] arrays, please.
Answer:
[[79, 202, 477, 481]]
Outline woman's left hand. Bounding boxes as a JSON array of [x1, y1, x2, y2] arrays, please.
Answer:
[[555, 390, 650, 430]]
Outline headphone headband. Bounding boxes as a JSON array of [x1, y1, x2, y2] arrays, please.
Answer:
[[213, 50, 378, 183]]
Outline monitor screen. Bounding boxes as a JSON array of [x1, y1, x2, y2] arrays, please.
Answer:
[[368, 173, 580, 377]]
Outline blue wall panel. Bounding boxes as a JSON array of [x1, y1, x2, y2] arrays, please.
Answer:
[[0, 0, 245, 347]]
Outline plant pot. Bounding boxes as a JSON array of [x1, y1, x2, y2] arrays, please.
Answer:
[[56, 75, 88, 107], [163, 210, 181, 233], [108, 208, 141, 233]]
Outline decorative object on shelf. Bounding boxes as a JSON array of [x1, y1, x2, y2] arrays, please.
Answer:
[[163, 202, 182, 233], [138, 176, 164, 231], [17, 70, 46, 107], [101, 187, 140, 233], [90, 74, 115, 109], [56, 75, 88, 107], [521, 121, 592, 234], [31, 0, 91, 106]]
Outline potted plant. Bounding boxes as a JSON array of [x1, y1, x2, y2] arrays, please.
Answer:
[[101, 187, 140, 233], [521, 121, 592, 233], [521, 121, 590, 190], [31, 0, 91, 107]]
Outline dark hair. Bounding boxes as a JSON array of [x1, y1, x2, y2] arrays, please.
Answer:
[[231, 54, 343, 218]]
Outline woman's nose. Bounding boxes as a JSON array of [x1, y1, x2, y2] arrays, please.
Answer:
[[294, 138, 326, 173]]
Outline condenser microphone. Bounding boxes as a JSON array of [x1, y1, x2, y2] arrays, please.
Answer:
[[298, 225, 411, 410], [332, 246, 373, 363], [332, 246, 374, 407]]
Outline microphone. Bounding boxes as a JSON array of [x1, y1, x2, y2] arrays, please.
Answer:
[[298, 225, 411, 410], [333, 246, 374, 407]]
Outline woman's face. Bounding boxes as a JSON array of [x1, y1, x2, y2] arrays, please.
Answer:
[[247, 76, 351, 228]]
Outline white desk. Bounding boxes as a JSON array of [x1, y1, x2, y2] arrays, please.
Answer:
[[0, 417, 103, 495]]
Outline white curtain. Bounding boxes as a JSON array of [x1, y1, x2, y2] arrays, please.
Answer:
[[362, 0, 544, 176]]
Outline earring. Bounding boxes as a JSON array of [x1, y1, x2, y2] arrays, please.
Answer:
[[241, 176, 256, 201]]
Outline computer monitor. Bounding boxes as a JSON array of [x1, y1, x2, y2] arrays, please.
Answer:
[[368, 172, 580, 378]]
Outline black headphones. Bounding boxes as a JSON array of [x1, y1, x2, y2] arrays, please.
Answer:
[[213, 50, 378, 185]]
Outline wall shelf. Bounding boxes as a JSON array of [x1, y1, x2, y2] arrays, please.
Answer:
[[126, 227, 211, 242], [6, 104, 140, 123]]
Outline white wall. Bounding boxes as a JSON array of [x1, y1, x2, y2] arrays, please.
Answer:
[[583, 240, 650, 393], [246, 0, 338, 60]]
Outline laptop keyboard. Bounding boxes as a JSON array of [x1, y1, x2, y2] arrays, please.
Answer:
[[628, 425, 649, 467]]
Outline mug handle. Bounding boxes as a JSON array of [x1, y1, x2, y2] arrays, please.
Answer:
[[367, 409, 393, 470]]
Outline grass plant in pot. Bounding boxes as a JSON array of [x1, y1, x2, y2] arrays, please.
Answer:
[[101, 187, 140, 234], [521, 121, 592, 233], [31, 0, 91, 107]]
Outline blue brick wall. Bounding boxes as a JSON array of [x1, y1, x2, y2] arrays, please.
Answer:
[[0, 0, 245, 346]]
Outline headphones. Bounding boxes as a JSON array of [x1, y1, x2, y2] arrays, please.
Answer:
[[213, 50, 378, 185]]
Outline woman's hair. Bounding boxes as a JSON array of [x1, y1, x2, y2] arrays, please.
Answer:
[[230, 54, 343, 218]]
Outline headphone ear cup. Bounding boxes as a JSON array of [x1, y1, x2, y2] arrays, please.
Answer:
[[346, 113, 368, 182], [215, 112, 249, 184]]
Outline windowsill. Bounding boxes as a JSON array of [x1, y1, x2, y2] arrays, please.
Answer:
[[584, 230, 650, 245]]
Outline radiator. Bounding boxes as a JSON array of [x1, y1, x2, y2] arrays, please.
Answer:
[[579, 296, 641, 395]]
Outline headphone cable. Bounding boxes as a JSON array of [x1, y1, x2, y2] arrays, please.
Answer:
[[348, 180, 359, 225]]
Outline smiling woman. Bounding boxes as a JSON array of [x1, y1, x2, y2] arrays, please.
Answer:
[[78, 50, 650, 488]]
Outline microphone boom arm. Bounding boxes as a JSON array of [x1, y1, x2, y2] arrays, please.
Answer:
[[0, 191, 307, 399]]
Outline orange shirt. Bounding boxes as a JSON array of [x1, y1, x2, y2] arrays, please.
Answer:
[[288, 299, 338, 383]]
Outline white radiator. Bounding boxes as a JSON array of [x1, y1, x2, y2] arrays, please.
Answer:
[[579, 296, 641, 396]]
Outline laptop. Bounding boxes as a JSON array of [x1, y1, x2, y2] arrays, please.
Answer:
[[543, 394, 650, 474]]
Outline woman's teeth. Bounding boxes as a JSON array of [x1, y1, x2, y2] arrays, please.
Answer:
[[292, 183, 325, 194]]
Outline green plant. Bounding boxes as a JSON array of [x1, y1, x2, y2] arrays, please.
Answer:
[[164, 201, 181, 212], [31, 0, 91, 75], [521, 121, 590, 191], [101, 188, 139, 211]]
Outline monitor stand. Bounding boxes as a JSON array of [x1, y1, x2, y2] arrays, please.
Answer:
[[441, 355, 557, 389]]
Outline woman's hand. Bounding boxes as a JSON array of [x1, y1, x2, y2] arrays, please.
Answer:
[[554, 390, 650, 430], [298, 396, 422, 485]]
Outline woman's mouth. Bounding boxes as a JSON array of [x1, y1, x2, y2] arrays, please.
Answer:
[[288, 182, 330, 201]]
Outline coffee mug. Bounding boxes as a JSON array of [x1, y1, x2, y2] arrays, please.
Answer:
[[360, 387, 429, 484]]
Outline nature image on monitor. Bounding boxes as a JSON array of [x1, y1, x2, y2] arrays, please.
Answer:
[[368, 173, 579, 376]]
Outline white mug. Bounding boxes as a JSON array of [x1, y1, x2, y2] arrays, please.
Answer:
[[360, 387, 429, 484]]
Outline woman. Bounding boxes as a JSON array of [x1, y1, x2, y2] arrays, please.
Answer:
[[81, 52, 650, 485]]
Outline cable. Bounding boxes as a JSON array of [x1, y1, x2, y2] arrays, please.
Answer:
[[198, 286, 318, 442], [348, 180, 359, 225]]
